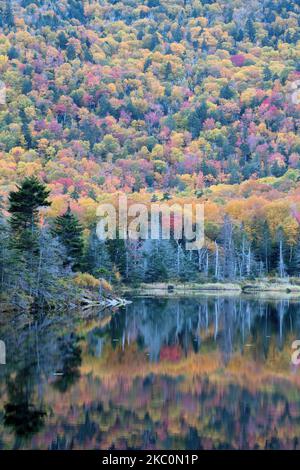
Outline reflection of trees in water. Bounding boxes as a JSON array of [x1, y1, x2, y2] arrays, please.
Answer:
[[0, 318, 53, 443], [52, 333, 82, 393], [0, 314, 82, 443], [87, 297, 300, 364], [1, 299, 300, 449], [42, 372, 300, 450], [4, 366, 46, 439]]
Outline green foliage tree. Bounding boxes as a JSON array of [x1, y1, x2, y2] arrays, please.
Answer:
[[52, 205, 84, 271], [220, 83, 235, 100], [246, 18, 256, 42], [85, 228, 112, 279], [3, 0, 15, 29], [187, 102, 208, 138], [8, 177, 50, 251]]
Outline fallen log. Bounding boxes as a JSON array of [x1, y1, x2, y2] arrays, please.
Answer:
[[80, 296, 132, 309]]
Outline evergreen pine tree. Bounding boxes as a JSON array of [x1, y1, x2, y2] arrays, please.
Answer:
[[124, 240, 146, 284], [144, 240, 168, 282], [0, 209, 9, 293], [164, 61, 172, 79], [68, 0, 85, 22], [143, 240, 178, 282], [57, 31, 68, 49], [188, 101, 208, 138], [173, 241, 198, 281], [85, 228, 112, 279], [106, 236, 127, 278], [8, 177, 50, 251], [220, 83, 235, 100], [3, 0, 15, 29], [292, 237, 300, 276], [32, 228, 72, 307], [263, 65, 273, 82], [66, 43, 77, 61], [246, 18, 256, 42], [143, 57, 152, 72], [52, 205, 84, 271]]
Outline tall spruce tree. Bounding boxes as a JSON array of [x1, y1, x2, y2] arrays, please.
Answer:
[[52, 205, 84, 271], [246, 17, 256, 42], [85, 228, 112, 279], [106, 236, 127, 278], [8, 177, 50, 251], [143, 240, 176, 282], [3, 0, 15, 29], [0, 208, 9, 293]]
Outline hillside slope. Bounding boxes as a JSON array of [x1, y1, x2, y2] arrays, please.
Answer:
[[0, 0, 300, 201]]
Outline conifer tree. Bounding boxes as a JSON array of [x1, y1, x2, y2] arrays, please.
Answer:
[[8, 177, 50, 251], [106, 236, 127, 278], [143, 240, 176, 282], [0, 209, 9, 293], [3, 0, 15, 29], [246, 18, 256, 42], [85, 228, 112, 279], [52, 205, 84, 271]]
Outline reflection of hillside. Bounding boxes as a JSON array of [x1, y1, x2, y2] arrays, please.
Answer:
[[86, 297, 300, 367], [81, 337, 300, 392], [1, 297, 300, 449], [1, 367, 299, 450]]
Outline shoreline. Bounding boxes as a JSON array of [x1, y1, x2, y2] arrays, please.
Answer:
[[122, 281, 300, 298]]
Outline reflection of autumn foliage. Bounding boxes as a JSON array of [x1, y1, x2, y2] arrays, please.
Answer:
[[2, 298, 300, 449], [2, 359, 299, 450], [160, 345, 182, 362], [81, 339, 300, 391], [82, 344, 220, 378]]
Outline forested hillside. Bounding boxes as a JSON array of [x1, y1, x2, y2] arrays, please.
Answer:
[[1, 1, 300, 308], [0, 0, 300, 196]]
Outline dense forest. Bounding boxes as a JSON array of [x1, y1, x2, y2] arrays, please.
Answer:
[[1, 0, 300, 308]]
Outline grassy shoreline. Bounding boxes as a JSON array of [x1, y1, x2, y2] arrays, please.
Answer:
[[122, 281, 300, 298]]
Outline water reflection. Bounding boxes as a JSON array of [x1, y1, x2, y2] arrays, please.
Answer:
[[90, 297, 297, 364], [0, 296, 300, 449]]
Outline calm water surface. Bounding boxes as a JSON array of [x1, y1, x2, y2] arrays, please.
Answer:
[[1, 296, 300, 450]]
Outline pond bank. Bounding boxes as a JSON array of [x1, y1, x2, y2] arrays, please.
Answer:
[[122, 281, 300, 298]]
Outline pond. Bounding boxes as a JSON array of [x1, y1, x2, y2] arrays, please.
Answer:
[[0, 295, 300, 449]]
